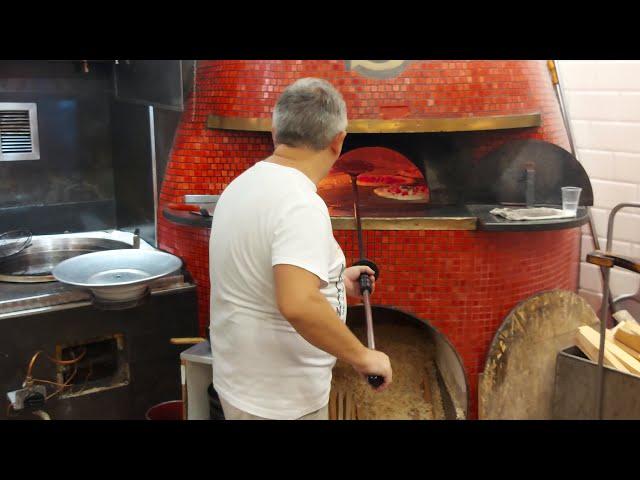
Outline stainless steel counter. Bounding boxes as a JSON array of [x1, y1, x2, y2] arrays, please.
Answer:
[[0, 230, 194, 319]]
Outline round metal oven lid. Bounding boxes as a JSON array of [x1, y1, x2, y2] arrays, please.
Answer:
[[0, 237, 135, 283], [0, 229, 32, 260], [52, 249, 182, 302]]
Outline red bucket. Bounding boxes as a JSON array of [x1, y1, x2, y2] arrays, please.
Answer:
[[145, 400, 184, 420]]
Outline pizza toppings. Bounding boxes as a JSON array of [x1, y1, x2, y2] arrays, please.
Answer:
[[356, 174, 413, 187], [397, 168, 424, 180], [373, 184, 430, 201]]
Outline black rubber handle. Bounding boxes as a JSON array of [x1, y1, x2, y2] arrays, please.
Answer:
[[368, 375, 384, 388], [353, 259, 379, 279], [359, 272, 373, 294], [353, 259, 379, 295]]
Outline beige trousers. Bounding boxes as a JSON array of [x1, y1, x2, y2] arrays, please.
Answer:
[[219, 397, 329, 420]]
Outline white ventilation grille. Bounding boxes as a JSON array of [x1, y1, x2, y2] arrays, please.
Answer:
[[0, 103, 40, 161]]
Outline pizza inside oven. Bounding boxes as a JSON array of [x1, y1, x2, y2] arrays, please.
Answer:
[[356, 174, 412, 187], [373, 184, 430, 201]]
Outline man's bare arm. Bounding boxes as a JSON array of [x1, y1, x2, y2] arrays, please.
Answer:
[[273, 264, 392, 390]]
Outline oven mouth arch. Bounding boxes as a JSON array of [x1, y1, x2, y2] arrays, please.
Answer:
[[345, 303, 470, 419]]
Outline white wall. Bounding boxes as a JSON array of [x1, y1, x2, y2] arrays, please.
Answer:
[[557, 61, 640, 311]]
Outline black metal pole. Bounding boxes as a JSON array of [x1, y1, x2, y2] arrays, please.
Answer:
[[350, 174, 365, 257], [596, 267, 611, 419], [349, 173, 383, 389]]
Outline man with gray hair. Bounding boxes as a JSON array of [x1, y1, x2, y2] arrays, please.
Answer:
[[209, 78, 393, 420]]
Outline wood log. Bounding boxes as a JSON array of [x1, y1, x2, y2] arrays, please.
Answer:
[[606, 322, 640, 361], [612, 337, 640, 362], [605, 338, 640, 375], [623, 321, 640, 336], [613, 310, 639, 326], [615, 324, 640, 353], [576, 326, 630, 373]]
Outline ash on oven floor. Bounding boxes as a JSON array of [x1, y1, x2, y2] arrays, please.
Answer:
[[331, 323, 449, 420]]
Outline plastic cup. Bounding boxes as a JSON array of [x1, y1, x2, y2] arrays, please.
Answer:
[[561, 186, 582, 216]]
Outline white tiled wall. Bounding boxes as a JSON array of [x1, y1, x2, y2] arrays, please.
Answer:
[[558, 61, 640, 311]]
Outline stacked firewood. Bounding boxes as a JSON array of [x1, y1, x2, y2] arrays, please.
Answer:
[[576, 310, 640, 375]]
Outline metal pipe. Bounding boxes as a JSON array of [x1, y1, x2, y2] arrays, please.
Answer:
[[548, 60, 577, 156], [596, 266, 611, 420], [149, 106, 159, 248], [595, 203, 640, 418], [350, 175, 365, 256], [363, 291, 375, 349], [606, 202, 640, 251], [349, 172, 383, 388]]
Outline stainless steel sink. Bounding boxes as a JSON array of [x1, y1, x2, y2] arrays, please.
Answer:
[[0, 237, 135, 283]]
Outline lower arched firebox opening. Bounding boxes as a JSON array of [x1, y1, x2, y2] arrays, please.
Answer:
[[330, 305, 469, 420]]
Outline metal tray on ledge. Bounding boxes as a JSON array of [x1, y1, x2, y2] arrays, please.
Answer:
[[52, 249, 182, 303], [0, 237, 135, 283]]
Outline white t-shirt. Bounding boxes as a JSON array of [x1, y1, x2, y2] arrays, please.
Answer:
[[209, 161, 347, 420]]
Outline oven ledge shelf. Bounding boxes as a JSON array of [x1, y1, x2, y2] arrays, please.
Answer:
[[206, 113, 541, 134], [330, 217, 476, 231], [163, 207, 476, 231], [162, 206, 589, 232]]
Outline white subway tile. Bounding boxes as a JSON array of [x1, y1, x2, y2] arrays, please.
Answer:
[[577, 149, 614, 180], [580, 263, 603, 292], [591, 179, 638, 209], [610, 212, 640, 242], [581, 235, 593, 260], [583, 234, 631, 256], [617, 93, 640, 121], [584, 122, 640, 153], [588, 209, 640, 244], [570, 120, 591, 149], [594, 62, 640, 91], [610, 239, 632, 256], [613, 152, 640, 183], [588, 208, 610, 238], [566, 92, 619, 121], [610, 268, 640, 297], [557, 61, 598, 90]]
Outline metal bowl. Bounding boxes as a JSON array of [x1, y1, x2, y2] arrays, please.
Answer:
[[0, 237, 135, 283], [52, 249, 182, 302]]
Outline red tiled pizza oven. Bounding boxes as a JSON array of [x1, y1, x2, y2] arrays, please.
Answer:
[[157, 60, 580, 418]]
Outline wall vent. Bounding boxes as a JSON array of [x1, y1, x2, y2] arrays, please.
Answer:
[[0, 103, 40, 161]]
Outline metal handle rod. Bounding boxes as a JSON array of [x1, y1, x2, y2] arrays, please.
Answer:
[[594, 203, 640, 419], [587, 208, 617, 318], [596, 267, 611, 420], [606, 202, 640, 252], [548, 60, 577, 157], [349, 173, 384, 388], [350, 175, 365, 257], [601, 203, 640, 322], [363, 291, 375, 350]]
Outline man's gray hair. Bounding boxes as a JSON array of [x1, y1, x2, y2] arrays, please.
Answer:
[[272, 78, 348, 151]]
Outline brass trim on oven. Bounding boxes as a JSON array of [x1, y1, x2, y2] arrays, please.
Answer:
[[207, 113, 541, 134], [330, 217, 477, 231], [207, 115, 273, 132]]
